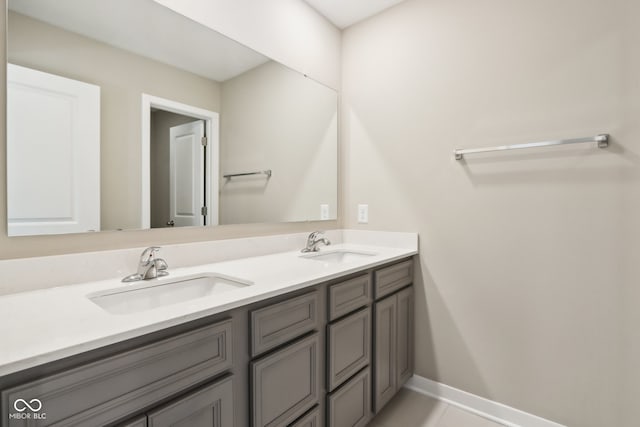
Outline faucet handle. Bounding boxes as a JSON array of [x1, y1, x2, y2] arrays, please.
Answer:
[[308, 230, 324, 239], [140, 246, 161, 264]]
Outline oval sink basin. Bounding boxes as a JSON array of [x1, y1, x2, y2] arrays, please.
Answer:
[[300, 249, 377, 264], [88, 274, 252, 315]]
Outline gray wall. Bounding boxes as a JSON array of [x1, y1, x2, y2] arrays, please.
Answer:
[[220, 61, 337, 224], [341, 0, 639, 426]]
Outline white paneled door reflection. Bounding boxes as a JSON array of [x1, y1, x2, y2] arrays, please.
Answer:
[[7, 64, 100, 236], [169, 120, 205, 227]]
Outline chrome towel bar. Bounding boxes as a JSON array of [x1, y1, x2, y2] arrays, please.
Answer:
[[454, 134, 609, 160], [223, 169, 272, 179]]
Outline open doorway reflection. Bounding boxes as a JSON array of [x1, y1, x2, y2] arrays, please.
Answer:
[[150, 110, 205, 228], [143, 94, 219, 229]]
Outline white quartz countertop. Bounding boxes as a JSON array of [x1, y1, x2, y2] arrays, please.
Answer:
[[0, 231, 417, 377]]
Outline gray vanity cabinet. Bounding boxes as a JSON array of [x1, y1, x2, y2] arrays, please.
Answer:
[[373, 260, 414, 414], [249, 290, 323, 427], [326, 368, 371, 427], [1, 257, 414, 427], [2, 320, 233, 427], [251, 333, 321, 427], [327, 308, 371, 392], [325, 273, 374, 427], [147, 376, 234, 427]]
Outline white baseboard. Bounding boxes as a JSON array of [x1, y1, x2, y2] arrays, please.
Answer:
[[404, 375, 566, 427]]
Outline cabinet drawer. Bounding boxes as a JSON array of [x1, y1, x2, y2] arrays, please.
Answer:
[[290, 405, 320, 427], [251, 333, 321, 427], [327, 368, 371, 427], [374, 259, 413, 299], [2, 320, 232, 427], [251, 291, 319, 357], [328, 274, 371, 321], [147, 376, 234, 427], [327, 308, 371, 392]]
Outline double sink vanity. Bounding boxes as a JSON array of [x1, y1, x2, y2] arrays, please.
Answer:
[[0, 230, 417, 427]]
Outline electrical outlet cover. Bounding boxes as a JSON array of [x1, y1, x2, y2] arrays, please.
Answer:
[[320, 204, 330, 220], [357, 204, 368, 224]]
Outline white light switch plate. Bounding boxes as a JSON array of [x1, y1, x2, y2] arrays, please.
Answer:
[[357, 204, 368, 224]]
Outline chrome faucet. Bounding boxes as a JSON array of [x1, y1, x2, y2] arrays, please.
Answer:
[[122, 246, 169, 283], [301, 231, 331, 253]]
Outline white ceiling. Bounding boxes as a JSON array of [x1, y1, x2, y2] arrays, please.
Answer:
[[303, 0, 408, 29], [8, 0, 269, 82]]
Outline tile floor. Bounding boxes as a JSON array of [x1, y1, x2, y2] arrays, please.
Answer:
[[368, 388, 506, 427]]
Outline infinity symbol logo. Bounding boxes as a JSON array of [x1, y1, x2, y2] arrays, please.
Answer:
[[13, 398, 42, 412]]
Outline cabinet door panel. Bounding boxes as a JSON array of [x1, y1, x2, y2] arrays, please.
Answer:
[[328, 308, 371, 391], [396, 286, 414, 387], [327, 368, 371, 427], [251, 333, 321, 427], [147, 376, 233, 427], [374, 295, 397, 413]]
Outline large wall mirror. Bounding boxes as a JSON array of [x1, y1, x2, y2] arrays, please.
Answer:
[[6, 0, 338, 236]]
